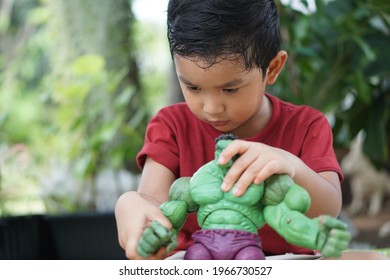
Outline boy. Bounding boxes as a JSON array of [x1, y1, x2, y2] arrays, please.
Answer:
[[115, 0, 386, 259]]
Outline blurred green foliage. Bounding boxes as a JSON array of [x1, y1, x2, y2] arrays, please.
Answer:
[[0, 0, 159, 215], [275, 0, 390, 168]]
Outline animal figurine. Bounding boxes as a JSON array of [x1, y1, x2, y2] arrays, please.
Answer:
[[137, 134, 351, 259], [341, 134, 390, 217], [378, 221, 390, 239]]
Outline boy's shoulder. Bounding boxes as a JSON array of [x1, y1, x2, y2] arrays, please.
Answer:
[[267, 94, 325, 120], [152, 102, 200, 127]]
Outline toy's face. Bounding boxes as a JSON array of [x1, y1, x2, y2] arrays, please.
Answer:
[[215, 139, 235, 167]]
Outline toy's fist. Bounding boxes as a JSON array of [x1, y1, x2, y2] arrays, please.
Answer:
[[316, 215, 352, 257], [136, 221, 178, 258]]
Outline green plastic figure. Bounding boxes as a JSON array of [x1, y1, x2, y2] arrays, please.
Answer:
[[137, 134, 351, 259]]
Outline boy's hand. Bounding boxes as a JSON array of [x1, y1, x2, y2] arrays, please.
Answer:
[[218, 140, 297, 196], [115, 191, 173, 260], [137, 221, 178, 258]]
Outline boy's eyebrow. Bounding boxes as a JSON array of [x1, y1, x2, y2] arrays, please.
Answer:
[[178, 76, 245, 88], [178, 76, 196, 86], [217, 78, 245, 88]]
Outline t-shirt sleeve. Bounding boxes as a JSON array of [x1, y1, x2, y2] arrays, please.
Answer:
[[300, 115, 344, 181], [136, 113, 180, 176]]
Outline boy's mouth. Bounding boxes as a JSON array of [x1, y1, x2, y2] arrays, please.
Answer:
[[208, 120, 229, 127]]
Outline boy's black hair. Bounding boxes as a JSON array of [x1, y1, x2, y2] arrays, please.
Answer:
[[167, 0, 281, 79]]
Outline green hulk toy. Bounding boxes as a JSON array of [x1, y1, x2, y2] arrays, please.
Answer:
[[137, 134, 351, 259]]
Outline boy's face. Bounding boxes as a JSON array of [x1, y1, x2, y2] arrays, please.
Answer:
[[174, 55, 273, 138]]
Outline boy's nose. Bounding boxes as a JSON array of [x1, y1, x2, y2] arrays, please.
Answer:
[[203, 96, 225, 115]]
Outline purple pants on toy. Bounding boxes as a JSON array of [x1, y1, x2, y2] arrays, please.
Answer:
[[184, 229, 265, 260]]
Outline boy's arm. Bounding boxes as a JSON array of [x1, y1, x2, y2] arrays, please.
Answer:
[[262, 175, 351, 257]]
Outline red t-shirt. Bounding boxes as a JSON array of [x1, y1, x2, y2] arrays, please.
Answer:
[[137, 93, 343, 256]]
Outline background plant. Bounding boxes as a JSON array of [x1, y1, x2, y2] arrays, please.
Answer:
[[274, 0, 390, 168], [0, 0, 158, 215]]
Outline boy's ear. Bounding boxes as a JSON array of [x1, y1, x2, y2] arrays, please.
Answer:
[[265, 51, 288, 85]]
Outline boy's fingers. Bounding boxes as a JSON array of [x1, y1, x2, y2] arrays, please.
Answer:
[[136, 242, 169, 260], [222, 152, 259, 194], [254, 161, 282, 185], [231, 169, 258, 196], [220, 142, 253, 192], [127, 238, 144, 259], [218, 140, 248, 164], [153, 247, 169, 260], [221, 163, 245, 192]]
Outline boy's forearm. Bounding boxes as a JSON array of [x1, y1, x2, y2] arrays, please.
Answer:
[[292, 158, 342, 218], [115, 191, 140, 250]]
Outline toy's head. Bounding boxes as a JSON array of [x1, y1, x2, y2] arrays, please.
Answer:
[[215, 134, 239, 168]]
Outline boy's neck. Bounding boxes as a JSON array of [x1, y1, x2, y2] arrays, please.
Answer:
[[234, 94, 272, 139]]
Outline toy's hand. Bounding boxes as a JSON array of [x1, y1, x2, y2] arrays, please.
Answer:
[[136, 221, 178, 258], [316, 215, 351, 257]]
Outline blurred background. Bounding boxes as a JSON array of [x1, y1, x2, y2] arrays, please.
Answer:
[[0, 0, 389, 259]]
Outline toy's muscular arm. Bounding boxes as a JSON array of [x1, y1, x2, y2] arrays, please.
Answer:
[[136, 177, 198, 257], [262, 175, 351, 257]]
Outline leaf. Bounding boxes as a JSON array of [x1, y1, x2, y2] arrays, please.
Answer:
[[74, 153, 94, 177], [362, 94, 389, 167], [353, 71, 372, 104], [369, 15, 390, 35], [114, 87, 135, 108], [352, 35, 376, 62]]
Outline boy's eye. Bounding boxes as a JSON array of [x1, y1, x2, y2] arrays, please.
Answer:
[[223, 88, 239, 93], [186, 86, 201, 92]]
